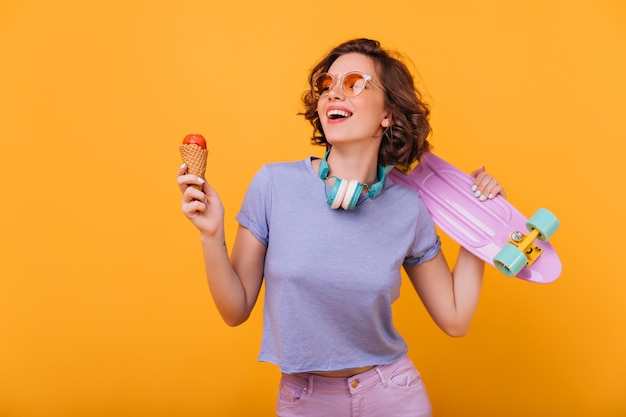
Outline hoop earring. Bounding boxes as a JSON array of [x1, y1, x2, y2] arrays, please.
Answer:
[[383, 124, 394, 142]]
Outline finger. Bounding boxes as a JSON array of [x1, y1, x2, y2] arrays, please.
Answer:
[[471, 172, 488, 199], [470, 166, 489, 198], [182, 183, 207, 204], [177, 172, 206, 193], [471, 172, 493, 201], [487, 182, 506, 199], [481, 173, 506, 199], [480, 179, 498, 200], [182, 199, 207, 218], [470, 165, 485, 178], [474, 177, 506, 201]]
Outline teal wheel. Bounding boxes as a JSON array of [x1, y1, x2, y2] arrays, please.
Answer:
[[494, 243, 527, 277], [526, 208, 560, 241]]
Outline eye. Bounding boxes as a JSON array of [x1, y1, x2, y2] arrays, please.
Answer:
[[344, 73, 366, 95], [314, 74, 333, 95]]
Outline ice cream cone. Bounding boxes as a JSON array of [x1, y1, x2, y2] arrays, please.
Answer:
[[179, 143, 208, 190]]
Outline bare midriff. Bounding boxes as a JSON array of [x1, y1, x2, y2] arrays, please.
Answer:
[[309, 365, 375, 378]]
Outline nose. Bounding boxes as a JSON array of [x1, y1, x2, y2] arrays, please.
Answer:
[[327, 80, 345, 100]]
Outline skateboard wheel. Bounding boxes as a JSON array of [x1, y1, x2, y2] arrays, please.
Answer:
[[526, 208, 560, 242], [494, 243, 527, 277]]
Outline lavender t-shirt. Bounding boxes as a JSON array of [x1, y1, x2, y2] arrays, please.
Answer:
[[236, 157, 440, 374]]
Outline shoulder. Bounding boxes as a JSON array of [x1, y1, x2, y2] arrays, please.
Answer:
[[252, 158, 317, 183], [246, 158, 317, 193], [383, 177, 422, 203], [262, 159, 308, 173], [378, 177, 432, 221]]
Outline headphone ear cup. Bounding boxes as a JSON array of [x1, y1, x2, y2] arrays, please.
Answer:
[[328, 178, 349, 209], [341, 180, 362, 210]]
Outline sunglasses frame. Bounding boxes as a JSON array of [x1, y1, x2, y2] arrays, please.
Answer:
[[311, 71, 383, 98]]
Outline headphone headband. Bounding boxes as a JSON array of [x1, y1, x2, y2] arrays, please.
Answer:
[[319, 149, 391, 209]]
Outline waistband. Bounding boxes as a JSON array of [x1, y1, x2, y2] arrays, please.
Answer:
[[281, 355, 412, 395]]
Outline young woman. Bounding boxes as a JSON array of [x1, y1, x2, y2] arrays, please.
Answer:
[[178, 38, 504, 417]]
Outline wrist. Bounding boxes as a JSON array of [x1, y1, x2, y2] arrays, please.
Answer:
[[200, 231, 226, 247]]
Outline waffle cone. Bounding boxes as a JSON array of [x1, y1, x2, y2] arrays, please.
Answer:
[[179, 144, 208, 177], [179, 144, 208, 190]]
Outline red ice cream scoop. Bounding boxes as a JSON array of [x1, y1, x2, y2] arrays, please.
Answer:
[[182, 133, 206, 149]]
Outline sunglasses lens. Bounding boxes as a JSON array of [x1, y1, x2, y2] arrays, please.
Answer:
[[313, 74, 333, 97], [312, 73, 371, 97], [342, 73, 367, 95]]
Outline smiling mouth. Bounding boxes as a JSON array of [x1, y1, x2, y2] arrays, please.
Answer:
[[327, 109, 352, 120]]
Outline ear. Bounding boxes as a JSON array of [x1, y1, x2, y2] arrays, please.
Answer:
[[381, 113, 391, 128]]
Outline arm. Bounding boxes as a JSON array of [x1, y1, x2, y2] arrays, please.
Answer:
[[404, 166, 505, 337], [405, 248, 484, 337], [178, 165, 265, 327]]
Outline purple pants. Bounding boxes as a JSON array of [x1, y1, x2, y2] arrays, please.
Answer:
[[276, 355, 432, 417]]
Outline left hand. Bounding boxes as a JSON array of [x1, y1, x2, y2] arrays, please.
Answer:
[[470, 166, 506, 201]]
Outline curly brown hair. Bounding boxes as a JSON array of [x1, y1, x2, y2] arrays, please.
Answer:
[[300, 38, 432, 167]]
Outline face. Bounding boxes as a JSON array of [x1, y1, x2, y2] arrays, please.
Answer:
[[316, 53, 390, 145]]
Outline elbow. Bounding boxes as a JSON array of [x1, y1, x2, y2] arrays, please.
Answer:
[[224, 318, 243, 327], [439, 321, 472, 338], [222, 312, 251, 327], [444, 327, 469, 338], [216, 300, 252, 327]]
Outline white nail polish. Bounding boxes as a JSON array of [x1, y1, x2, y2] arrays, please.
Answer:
[[181, 163, 187, 169], [197, 177, 205, 184], [471, 185, 477, 192], [480, 194, 486, 201], [488, 193, 494, 199], [475, 190, 481, 197]]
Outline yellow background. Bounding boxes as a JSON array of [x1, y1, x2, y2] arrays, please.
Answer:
[[1, 1, 624, 416]]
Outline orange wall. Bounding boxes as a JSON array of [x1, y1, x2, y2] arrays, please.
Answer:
[[1, 1, 625, 416]]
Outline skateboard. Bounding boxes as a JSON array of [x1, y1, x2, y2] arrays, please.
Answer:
[[387, 152, 562, 284]]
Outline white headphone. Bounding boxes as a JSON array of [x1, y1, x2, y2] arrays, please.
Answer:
[[319, 149, 392, 210]]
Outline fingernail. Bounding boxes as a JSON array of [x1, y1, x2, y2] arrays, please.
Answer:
[[475, 190, 481, 197], [180, 163, 187, 169], [197, 177, 205, 184], [488, 193, 494, 199], [479, 194, 486, 201], [471, 185, 477, 192]]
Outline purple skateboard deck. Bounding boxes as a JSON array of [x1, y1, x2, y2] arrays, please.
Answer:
[[388, 152, 562, 283]]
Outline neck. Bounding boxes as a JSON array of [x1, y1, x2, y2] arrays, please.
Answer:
[[323, 145, 379, 185]]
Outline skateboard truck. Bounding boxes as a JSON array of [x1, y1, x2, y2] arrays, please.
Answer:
[[493, 208, 559, 277], [508, 229, 543, 267]]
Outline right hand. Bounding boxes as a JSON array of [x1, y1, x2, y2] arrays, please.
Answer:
[[177, 163, 225, 237], [470, 165, 506, 201]]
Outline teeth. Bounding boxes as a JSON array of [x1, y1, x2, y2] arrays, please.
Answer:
[[327, 109, 351, 119]]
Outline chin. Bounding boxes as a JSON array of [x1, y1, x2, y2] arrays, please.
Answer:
[[323, 131, 354, 143]]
